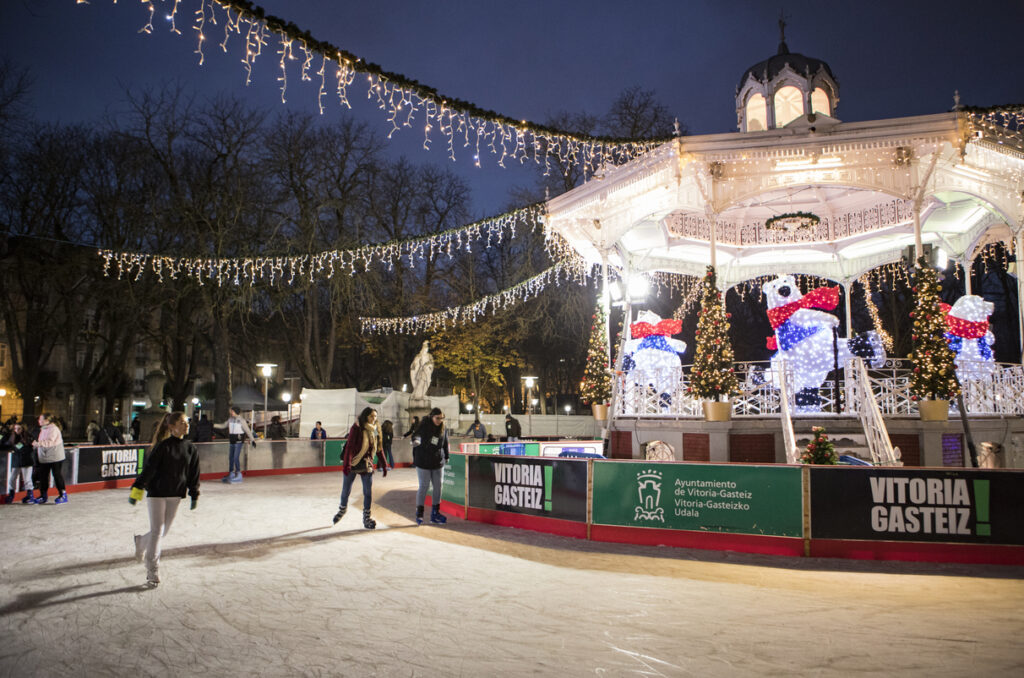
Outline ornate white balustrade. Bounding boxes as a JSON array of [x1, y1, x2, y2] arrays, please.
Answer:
[[611, 360, 1024, 418]]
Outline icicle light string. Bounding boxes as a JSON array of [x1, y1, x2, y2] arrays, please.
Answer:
[[98, 203, 544, 285], [359, 257, 592, 335], [85, 0, 668, 175]]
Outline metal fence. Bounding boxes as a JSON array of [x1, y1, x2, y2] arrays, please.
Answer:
[[612, 359, 1024, 418]]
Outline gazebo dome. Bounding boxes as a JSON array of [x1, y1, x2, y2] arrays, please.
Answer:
[[736, 21, 839, 132]]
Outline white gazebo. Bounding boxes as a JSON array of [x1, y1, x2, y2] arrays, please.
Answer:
[[544, 37, 1024, 466]]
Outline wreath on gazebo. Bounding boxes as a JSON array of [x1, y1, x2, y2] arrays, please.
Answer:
[[765, 211, 821, 233]]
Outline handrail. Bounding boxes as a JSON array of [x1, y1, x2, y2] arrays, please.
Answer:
[[848, 358, 902, 466], [775, 360, 801, 464]]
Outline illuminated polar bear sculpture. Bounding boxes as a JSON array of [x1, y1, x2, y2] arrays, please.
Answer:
[[943, 295, 996, 381], [763, 275, 885, 412], [622, 311, 687, 412]]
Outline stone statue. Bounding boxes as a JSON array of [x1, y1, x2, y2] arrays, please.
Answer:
[[410, 340, 434, 401]]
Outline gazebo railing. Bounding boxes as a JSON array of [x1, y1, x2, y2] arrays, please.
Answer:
[[611, 360, 1024, 418]]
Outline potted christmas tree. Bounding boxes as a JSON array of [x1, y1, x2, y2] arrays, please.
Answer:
[[688, 266, 740, 421], [801, 426, 839, 464], [909, 257, 960, 421], [580, 302, 612, 420]]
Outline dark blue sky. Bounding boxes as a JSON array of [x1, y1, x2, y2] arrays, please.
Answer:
[[3, 0, 1022, 218]]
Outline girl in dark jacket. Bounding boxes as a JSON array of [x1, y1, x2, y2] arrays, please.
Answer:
[[2, 422, 35, 504], [333, 407, 383, 529], [129, 411, 201, 587], [380, 420, 394, 471], [412, 407, 449, 525]]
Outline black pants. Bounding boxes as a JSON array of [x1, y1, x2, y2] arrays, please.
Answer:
[[35, 461, 66, 496]]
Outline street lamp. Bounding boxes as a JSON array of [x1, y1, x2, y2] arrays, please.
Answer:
[[256, 363, 277, 438], [522, 376, 537, 438], [466, 402, 473, 414], [281, 392, 292, 436]]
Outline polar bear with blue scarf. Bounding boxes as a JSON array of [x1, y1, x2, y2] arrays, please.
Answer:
[[763, 275, 884, 412], [942, 295, 996, 381], [622, 311, 687, 412]]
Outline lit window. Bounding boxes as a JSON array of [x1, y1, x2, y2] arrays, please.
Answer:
[[811, 88, 830, 116], [745, 94, 767, 131], [774, 86, 804, 127]]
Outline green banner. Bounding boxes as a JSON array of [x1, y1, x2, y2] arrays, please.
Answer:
[[592, 462, 803, 537], [476, 442, 540, 456], [324, 439, 345, 467], [442, 454, 466, 505]]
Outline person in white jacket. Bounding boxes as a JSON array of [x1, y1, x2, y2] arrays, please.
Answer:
[[216, 406, 254, 483]]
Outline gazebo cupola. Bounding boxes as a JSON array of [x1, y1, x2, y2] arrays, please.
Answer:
[[736, 19, 839, 132]]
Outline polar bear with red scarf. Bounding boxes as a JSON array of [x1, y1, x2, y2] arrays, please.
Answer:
[[621, 311, 687, 412], [763, 275, 885, 412], [942, 295, 996, 381]]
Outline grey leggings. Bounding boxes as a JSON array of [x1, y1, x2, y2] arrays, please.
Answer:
[[416, 467, 442, 507], [143, 497, 182, 577]]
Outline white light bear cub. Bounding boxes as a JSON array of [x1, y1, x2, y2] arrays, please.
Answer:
[[763, 275, 885, 412], [943, 295, 995, 381], [622, 310, 687, 412]]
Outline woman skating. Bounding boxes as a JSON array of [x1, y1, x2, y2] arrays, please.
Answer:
[[333, 407, 383, 529], [129, 411, 201, 587]]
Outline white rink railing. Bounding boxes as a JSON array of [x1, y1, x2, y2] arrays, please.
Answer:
[[612, 360, 1024, 419]]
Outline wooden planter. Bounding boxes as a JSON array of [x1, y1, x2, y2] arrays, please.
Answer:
[[918, 399, 950, 421], [702, 400, 733, 421]]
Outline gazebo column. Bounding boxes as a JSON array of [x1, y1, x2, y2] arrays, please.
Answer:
[[1016, 229, 1024, 360], [601, 253, 612, 368], [843, 279, 853, 335], [962, 256, 973, 296]]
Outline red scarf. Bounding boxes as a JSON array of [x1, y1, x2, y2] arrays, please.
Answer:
[[940, 303, 989, 339], [630, 318, 682, 338], [765, 286, 839, 350]]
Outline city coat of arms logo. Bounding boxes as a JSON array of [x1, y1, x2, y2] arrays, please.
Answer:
[[635, 468, 665, 521]]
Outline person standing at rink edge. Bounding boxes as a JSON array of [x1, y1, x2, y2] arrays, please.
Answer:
[[412, 407, 449, 525], [129, 411, 200, 587], [32, 413, 68, 504], [217, 406, 255, 483]]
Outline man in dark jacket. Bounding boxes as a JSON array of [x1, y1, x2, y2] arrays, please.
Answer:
[[505, 414, 522, 441], [194, 415, 214, 443]]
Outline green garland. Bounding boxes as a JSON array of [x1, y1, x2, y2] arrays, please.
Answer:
[[764, 211, 821, 231]]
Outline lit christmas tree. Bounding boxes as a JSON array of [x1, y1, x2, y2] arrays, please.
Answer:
[[579, 302, 612, 404], [688, 266, 739, 400], [801, 426, 838, 465], [909, 257, 961, 402]]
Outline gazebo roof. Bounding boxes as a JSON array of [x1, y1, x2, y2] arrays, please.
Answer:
[[545, 111, 1024, 288]]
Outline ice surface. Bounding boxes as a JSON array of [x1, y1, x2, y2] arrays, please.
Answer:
[[1, 469, 1022, 676]]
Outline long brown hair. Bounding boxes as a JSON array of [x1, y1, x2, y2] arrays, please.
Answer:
[[152, 411, 186, 445]]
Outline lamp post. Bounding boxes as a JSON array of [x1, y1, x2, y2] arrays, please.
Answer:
[[522, 376, 537, 438], [281, 392, 292, 436], [256, 363, 276, 438]]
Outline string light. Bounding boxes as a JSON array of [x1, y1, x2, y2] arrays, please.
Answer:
[[82, 0, 669, 176], [99, 203, 544, 285], [359, 257, 591, 335]]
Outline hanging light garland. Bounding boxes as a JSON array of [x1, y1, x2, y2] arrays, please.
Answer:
[[359, 257, 591, 335], [98, 203, 544, 285], [83, 0, 668, 176], [966, 105, 1024, 148]]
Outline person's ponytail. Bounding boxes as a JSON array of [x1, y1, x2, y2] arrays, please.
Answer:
[[152, 412, 184, 446]]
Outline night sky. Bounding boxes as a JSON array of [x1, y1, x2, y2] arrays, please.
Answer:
[[3, 0, 1023, 219]]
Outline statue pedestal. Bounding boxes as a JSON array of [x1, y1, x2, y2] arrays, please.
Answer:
[[407, 398, 433, 424]]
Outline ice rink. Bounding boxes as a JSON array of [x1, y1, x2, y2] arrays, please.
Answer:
[[2, 469, 1022, 677]]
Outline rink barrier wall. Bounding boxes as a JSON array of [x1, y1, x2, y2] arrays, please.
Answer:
[[439, 443, 1024, 565], [9, 441, 1022, 565]]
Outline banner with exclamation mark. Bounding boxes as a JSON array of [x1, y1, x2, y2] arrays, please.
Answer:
[[973, 479, 990, 536]]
